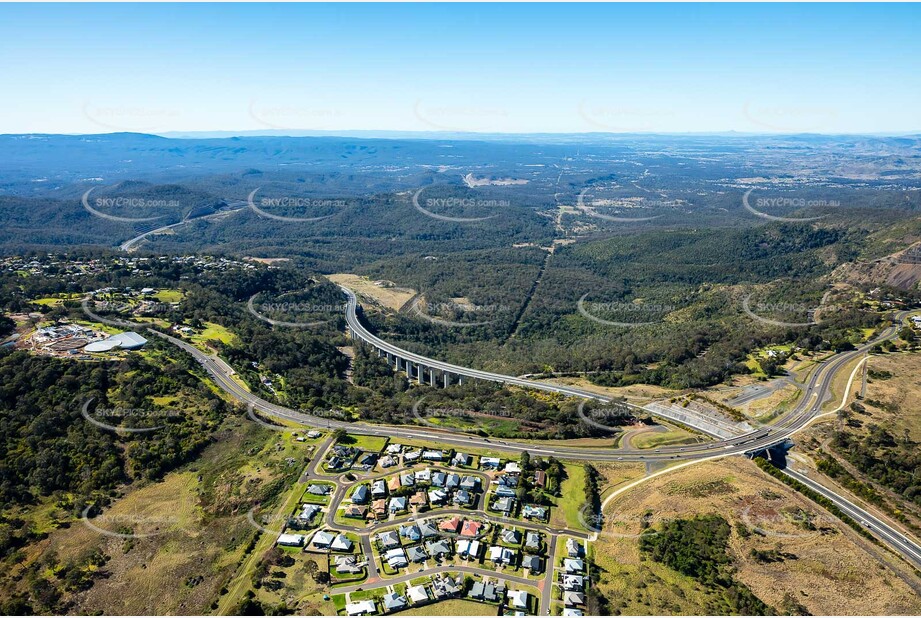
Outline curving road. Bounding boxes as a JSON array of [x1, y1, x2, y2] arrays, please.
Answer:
[[82, 297, 921, 575], [82, 294, 908, 464], [119, 201, 247, 252]]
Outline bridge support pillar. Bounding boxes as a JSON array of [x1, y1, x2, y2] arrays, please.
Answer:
[[430, 369, 436, 387], [443, 372, 451, 388], [406, 360, 413, 379]]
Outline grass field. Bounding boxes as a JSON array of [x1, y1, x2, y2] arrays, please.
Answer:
[[327, 273, 417, 311], [631, 427, 699, 449], [153, 289, 184, 303], [550, 463, 587, 529], [191, 321, 239, 347], [30, 293, 83, 306], [592, 457, 921, 615], [339, 434, 389, 453]]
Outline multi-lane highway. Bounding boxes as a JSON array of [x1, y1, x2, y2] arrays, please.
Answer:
[[783, 467, 921, 569], [136, 299, 910, 465], [86, 295, 921, 569], [119, 201, 247, 252], [86, 289, 906, 465]]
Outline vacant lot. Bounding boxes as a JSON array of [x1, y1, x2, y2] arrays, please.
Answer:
[[593, 457, 921, 615], [327, 273, 417, 311], [395, 599, 497, 615]]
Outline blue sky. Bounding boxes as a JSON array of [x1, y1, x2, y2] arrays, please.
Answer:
[[1, 3, 919, 134]]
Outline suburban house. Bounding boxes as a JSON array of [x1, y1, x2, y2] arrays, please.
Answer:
[[488, 545, 516, 564], [494, 496, 515, 513], [480, 457, 501, 470], [469, 581, 504, 602], [460, 520, 483, 537], [422, 449, 445, 461], [452, 452, 472, 467], [399, 524, 422, 542], [410, 490, 428, 508], [407, 584, 430, 604], [389, 496, 408, 513], [345, 600, 376, 616], [565, 591, 586, 607], [564, 558, 585, 573], [299, 504, 320, 521], [439, 516, 461, 533], [344, 505, 367, 519], [508, 590, 529, 610], [533, 470, 547, 487], [456, 538, 481, 558], [371, 479, 387, 498], [351, 485, 370, 504], [522, 554, 542, 573], [432, 574, 462, 599], [312, 530, 334, 548], [307, 484, 331, 496], [419, 520, 440, 538], [562, 574, 585, 591], [525, 531, 541, 551], [566, 538, 584, 557], [382, 592, 407, 612], [331, 534, 353, 552], [378, 530, 400, 549], [425, 539, 452, 558], [522, 504, 548, 520], [334, 555, 364, 574], [406, 545, 428, 563], [276, 533, 305, 547], [385, 547, 408, 569]]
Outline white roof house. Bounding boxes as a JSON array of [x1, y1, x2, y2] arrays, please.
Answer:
[[312, 530, 334, 547], [457, 538, 480, 558], [276, 533, 305, 547], [508, 590, 529, 609], [564, 558, 585, 573], [331, 534, 353, 552], [407, 585, 429, 604], [345, 600, 376, 616], [489, 545, 515, 564], [385, 548, 408, 568]]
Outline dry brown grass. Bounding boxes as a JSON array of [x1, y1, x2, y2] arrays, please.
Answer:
[[327, 273, 417, 311], [536, 375, 675, 401], [592, 457, 921, 615], [44, 472, 253, 615], [861, 352, 921, 440]]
